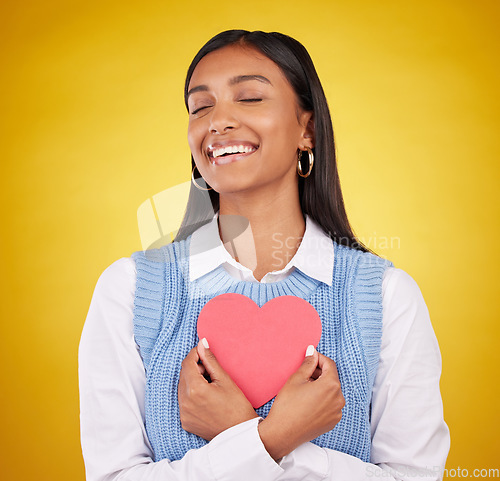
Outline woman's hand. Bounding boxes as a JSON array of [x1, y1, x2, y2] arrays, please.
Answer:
[[178, 339, 258, 441], [258, 347, 345, 461]]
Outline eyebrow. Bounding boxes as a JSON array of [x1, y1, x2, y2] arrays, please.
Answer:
[[229, 75, 272, 86], [187, 75, 272, 99]]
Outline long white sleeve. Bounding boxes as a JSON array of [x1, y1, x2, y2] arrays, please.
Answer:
[[78, 258, 284, 481], [277, 268, 450, 480]]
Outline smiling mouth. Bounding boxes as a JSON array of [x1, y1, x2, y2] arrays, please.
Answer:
[[207, 144, 259, 165]]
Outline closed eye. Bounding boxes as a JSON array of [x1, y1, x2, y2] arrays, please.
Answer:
[[240, 98, 262, 103], [191, 105, 212, 115]]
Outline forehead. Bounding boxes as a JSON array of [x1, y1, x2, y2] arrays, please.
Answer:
[[188, 44, 290, 89]]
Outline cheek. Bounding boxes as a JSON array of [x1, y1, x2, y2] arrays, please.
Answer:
[[187, 123, 202, 155], [259, 108, 302, 153]]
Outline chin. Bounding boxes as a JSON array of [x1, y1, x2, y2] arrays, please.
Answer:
[[206, 174, 257, 196], [213, 183, 252, 196]]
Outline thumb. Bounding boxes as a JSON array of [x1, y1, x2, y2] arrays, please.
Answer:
[[295, 345, 319, 380], [197, 338, 227, 383]]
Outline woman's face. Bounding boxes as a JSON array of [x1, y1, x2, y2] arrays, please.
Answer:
[[187, 44, 313, 196]]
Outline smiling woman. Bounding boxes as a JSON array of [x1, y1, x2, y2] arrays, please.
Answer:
[[79, 30, 450, 480]]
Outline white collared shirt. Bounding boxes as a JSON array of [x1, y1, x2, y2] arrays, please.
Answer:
[[189, 214, 334, 285], [79, 216, 450, 481]]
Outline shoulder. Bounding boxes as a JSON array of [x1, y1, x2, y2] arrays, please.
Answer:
[[82, 257, 138, 351], [94, 257, 137, 301], [381, 267, 438, 355], [382, 267, 427, 314], [131, 239, 193, 296], [333, 244, 393, 297], [334, 243, 393, 270], [131, 238, 191, 266]]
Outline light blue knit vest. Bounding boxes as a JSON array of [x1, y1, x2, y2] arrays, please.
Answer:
[[132, 237, 392, 463]]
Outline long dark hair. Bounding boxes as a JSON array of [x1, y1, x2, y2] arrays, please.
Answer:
[[175, 29, 368, 252]]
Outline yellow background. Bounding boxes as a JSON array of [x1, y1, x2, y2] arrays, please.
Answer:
[[1, 0, 499, 479]]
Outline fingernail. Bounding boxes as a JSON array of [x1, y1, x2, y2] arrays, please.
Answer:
[[306, 345, 315, 357], [201, 337, 209, 349]]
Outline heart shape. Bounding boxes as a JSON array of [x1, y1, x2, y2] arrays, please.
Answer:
[[197, 293, 322, 408]]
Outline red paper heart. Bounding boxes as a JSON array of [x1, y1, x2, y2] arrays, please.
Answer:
[[197, 293, 322, 408]]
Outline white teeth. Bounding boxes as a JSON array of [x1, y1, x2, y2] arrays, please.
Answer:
[[211, 145, 256, 158]]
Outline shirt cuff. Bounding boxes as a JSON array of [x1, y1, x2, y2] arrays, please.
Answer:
[[207, 417, 284, 481], [279, 442, 329, 480]]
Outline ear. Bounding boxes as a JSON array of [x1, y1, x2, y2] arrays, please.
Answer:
[[299, 111, 315, 149]]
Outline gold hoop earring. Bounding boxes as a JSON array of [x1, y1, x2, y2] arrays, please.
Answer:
[[191, 166, 212, 191], [297, 147, 314, 178]]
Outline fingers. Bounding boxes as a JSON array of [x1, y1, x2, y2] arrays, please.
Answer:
[[300, 351, 340, 383], [180, 347, 212, 388], [180, 347, 200, 376], [317, 352, 342, 385], [196, 338, 227, 383], [293, 345, 320, 380], [318, 353, 338, 377], [181, 340, 228, 385]]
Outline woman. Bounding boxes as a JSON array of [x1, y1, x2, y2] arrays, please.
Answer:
[[79, 30, 450, 480]]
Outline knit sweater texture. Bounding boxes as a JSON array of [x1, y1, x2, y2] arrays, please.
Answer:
[[132, 237, 392, 462]]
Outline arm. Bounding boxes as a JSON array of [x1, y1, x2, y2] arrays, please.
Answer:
[[180, 340, 344, 463], [78, 258, 284, 481], [274, 268, 450, 480]]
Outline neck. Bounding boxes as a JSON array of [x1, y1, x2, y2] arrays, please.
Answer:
[[218, 182, 305, 281]]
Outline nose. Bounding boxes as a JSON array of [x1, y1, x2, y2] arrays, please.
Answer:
[[208, 102, 239, 134]]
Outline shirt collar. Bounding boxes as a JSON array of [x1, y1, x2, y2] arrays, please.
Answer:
[[189, 214, 334, 285]]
